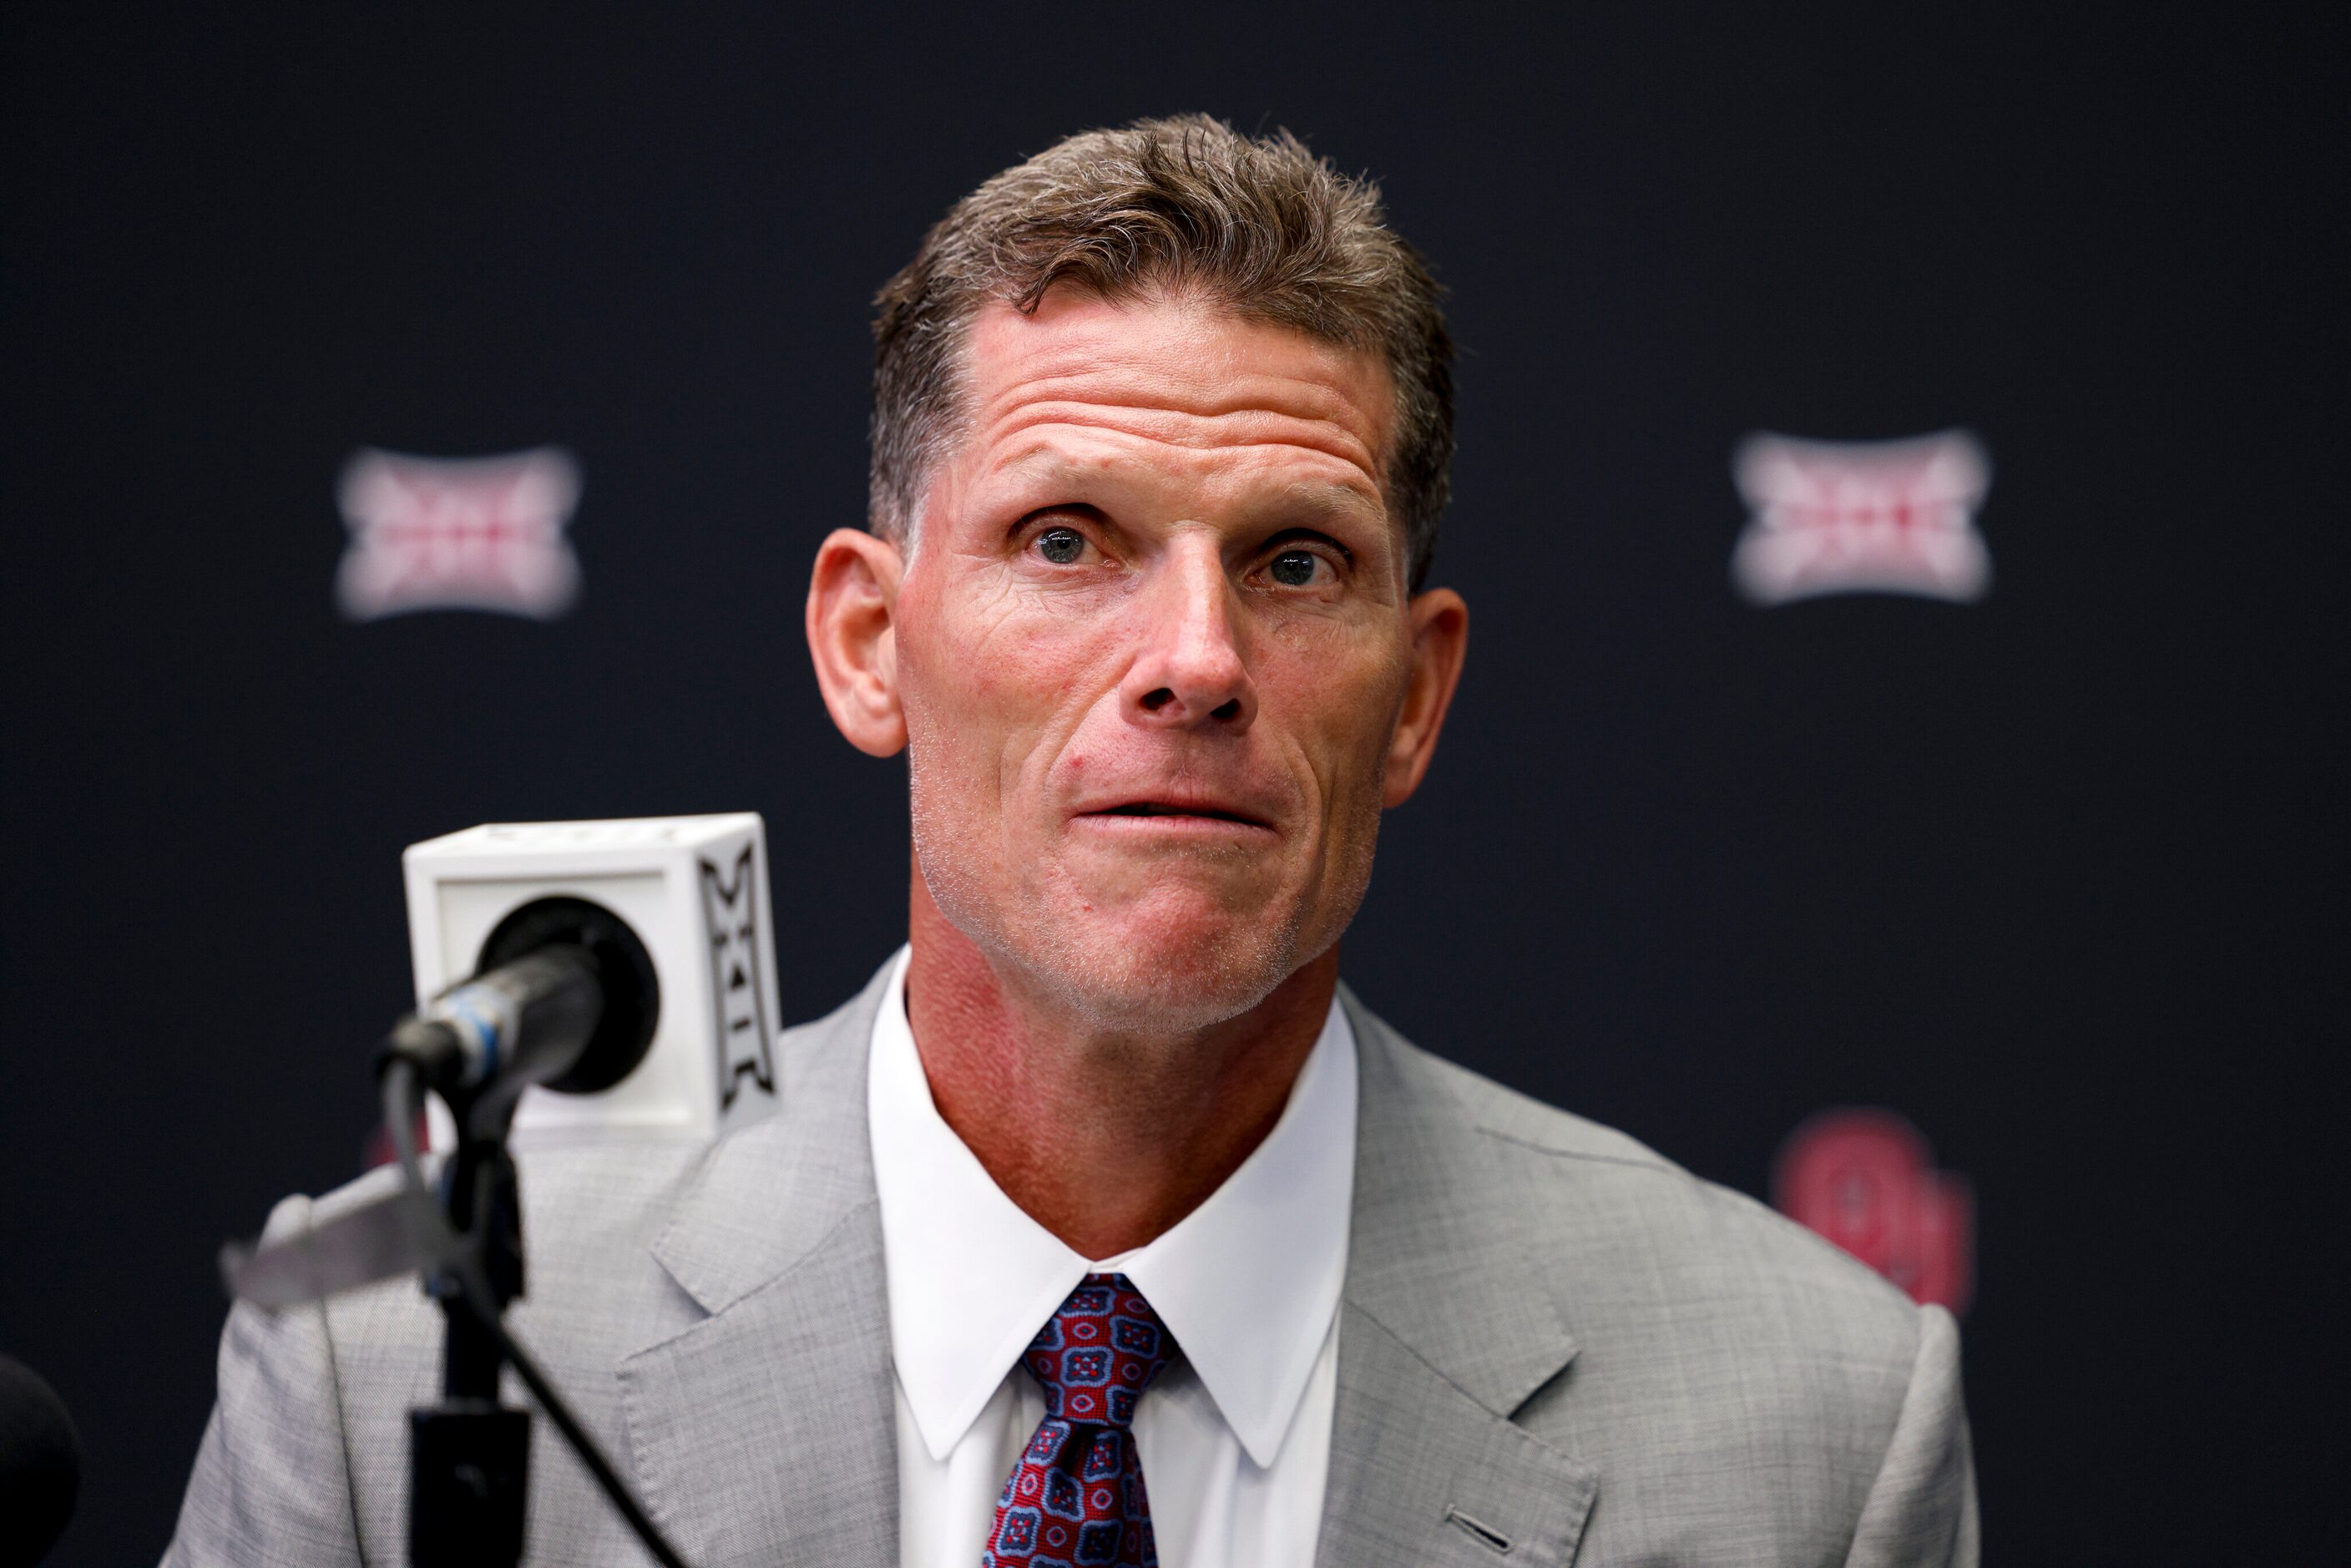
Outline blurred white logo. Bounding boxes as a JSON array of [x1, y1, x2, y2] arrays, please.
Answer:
[[336, 446, 581, 621], [1731, 430, 1991, 606]]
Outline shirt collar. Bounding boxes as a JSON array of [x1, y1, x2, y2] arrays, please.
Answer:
[[867, 946, 1356, 1469]]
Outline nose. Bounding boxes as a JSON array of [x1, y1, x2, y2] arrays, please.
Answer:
[[1120, 540, 1256, 731]]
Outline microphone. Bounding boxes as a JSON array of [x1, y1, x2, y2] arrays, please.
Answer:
[[402, 815, 783, 1148], [223, 815, 786, 1314], [0, 1356, 79, 1568], [381, 895, 660, 1105]]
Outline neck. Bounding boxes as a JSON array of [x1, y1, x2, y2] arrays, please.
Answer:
[[902, 867, 1337, 1260]]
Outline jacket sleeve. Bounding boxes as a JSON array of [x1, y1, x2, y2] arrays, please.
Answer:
[[1842, 1303, 1979, 1568], [162, 1194, 367, 1567]]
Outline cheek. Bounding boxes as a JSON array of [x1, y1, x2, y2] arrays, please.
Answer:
[[1263, 621, 1411, 783], [901, 587, 1112, 790], [902, 579, 1012, 718]]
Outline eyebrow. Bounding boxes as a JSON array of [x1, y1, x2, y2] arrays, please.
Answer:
[[988, 447, 1122, 490], [1260, 478, 1386, 525]]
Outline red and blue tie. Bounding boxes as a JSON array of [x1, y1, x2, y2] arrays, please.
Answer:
[[983, 1273, 1177, 1567]]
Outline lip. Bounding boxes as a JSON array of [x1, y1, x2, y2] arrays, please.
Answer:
[[1070, 792, 1281, 835]]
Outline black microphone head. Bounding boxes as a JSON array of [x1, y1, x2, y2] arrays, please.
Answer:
[[473, 895, 662, 1095], [0, 1356, 79, 1567]]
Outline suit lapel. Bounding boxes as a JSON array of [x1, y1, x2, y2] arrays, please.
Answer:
[[619, 963, 900, 1568], [1319, 992, 1599, 1566]]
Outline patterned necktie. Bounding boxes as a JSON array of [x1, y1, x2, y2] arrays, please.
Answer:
[[983, 1272, 1178, 1568]]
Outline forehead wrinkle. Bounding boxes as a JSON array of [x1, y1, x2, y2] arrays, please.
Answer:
[[979, 355, 1384, 422], [939, 296, 1400, 536], [966, 304, 1391, 457], [978, 366, 1383, 443], [974, 432, 1386, 533], [976, 406, 1384, 492], [971, 290, 1385, 384]]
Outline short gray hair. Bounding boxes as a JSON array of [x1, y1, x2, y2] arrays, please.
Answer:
[[869, 114, 1455, 587]]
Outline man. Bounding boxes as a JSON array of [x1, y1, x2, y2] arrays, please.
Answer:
[[169, 117, 1977, 1566]]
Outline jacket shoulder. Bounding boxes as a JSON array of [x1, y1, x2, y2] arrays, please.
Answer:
[[1388, 1026, 1971, 1562], [1377, 1017, 1926, 1358], [1410, 1039, 1691, 1171]]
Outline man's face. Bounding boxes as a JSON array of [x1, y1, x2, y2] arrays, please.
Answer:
[[880, 289, 1458, 1029]]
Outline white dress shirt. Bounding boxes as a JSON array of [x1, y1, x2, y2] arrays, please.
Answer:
[[867, 948, 1356, 1568]]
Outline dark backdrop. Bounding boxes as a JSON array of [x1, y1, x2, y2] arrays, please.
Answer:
[[3, 6, 2338, 1562]]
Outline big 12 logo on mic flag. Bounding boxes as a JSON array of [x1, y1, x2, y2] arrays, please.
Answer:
[[699, 843, 776, 1110], [336, 446, 583, 620], [1773, 1108, 1974, 1315], [1731, 430, 1992, 606]]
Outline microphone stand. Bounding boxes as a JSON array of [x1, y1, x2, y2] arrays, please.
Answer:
[[410, 1086, 531, 1568], [381, 1064, 692, 1568]]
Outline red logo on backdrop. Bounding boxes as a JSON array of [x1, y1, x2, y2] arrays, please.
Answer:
[[1773, 1109, 1974, 1315], [1731, 430, 1992, 606], [335, 446, 582, 620]]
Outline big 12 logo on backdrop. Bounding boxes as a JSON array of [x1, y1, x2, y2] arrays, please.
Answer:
[[335, 446, 583, 621], [1731, 430, 1992, 607]]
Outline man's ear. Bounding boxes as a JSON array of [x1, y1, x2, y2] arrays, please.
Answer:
[[1383, 587, 1469, 807], [806, 528, 908, 757]]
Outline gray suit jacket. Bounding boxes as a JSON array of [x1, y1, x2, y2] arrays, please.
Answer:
[[168, 963, 1978, 1565]]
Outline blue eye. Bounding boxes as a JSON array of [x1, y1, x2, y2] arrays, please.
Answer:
[[1036, 527, 1084, 564], [1270, 549, 1321, 587]]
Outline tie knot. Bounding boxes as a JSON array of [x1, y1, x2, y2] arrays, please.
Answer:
[[1020, 1272, 1176, 1428]]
